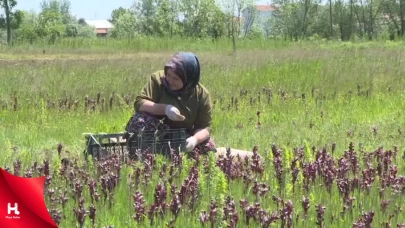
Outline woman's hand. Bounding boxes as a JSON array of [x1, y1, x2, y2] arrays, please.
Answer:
[[139, 101, 185, 122], [165, 105, 186, 121], [185, 136, 198, 152], [138, 100, 168, 116], [185, 127, 211, 152]]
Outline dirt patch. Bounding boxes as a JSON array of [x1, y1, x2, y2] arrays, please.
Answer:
[[0, 47, 400, 69]]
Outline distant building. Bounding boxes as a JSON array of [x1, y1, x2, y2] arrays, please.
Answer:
[[242, 4, 276, 37], [84, 20, 114, 37]]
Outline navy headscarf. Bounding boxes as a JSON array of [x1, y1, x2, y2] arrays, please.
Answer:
[[163, 52, 201, 96]]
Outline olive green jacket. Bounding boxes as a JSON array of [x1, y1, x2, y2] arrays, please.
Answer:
[[134, 70, 213, 133]]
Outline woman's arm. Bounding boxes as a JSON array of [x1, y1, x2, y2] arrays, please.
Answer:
[[192, 127, 211, 144], [185, 88, 213, 152], [192, 88, 213, 143], [134, 73, 165, 115], [135, 73, 185, 121], [138, 100, 168, 116]]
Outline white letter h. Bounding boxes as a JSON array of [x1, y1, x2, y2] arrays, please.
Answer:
[[8, 203, 20, 215]]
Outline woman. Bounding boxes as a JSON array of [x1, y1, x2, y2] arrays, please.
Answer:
[[125, 52, 216, 155]]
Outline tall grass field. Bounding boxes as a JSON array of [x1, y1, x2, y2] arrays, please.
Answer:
[[1, 39, 404, 228]]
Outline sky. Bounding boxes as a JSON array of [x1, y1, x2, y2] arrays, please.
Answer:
[[15, 0, 271, 20]]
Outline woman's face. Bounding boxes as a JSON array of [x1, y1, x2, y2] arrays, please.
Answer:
[[166, 69, 184, 90]]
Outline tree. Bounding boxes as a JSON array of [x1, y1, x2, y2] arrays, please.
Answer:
[[208, 4, 227, 39], [329, 0, 333, 38], [109, 9, 137, 38], [234, 0, 254, 36], [37, 0, 69, 44], [109, 7, 129, 24], [78, 18, 86, 25], [17, 10, 39, 44], [0, 0, 22, 44], [220, 0, 253, 52], [155, 0, 173, 36], [242, 5, 256, 37], [382, 0, 405, 37], [135, 0, 158, 35], [179, 0, 220, 38]]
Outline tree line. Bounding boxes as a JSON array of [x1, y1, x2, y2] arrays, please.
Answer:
[[0, 0, 404, 45]]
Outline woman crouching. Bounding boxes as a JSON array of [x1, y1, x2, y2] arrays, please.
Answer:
[[125, 52, 256, 161], [125, 52, 216, 156]]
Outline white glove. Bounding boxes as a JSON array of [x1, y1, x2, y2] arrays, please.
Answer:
[[185, 136, 198, 152], [165, 105, 185, 121]]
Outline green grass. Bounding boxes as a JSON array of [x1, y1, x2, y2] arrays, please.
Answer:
[[2, 36, 405, 54], [0, 40, 404, 227]]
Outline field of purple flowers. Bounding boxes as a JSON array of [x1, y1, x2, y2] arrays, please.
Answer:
[[1, 46, 405, 227], [5, 142, 404, 227]]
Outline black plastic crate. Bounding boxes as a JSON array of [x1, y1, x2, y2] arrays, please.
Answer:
[[84, 133, 128, 161], [126, 128, 187, 158], [84, 128, 187, 160]]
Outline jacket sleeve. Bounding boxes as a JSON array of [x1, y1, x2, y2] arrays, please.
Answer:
[[134, 74, 162, 112], [194, 90, 213, 131]]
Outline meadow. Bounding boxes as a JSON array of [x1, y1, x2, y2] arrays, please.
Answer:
[[0, 38, 404, 227]]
